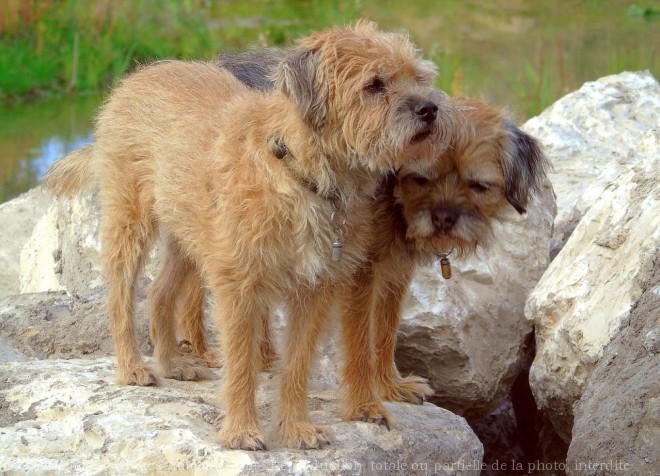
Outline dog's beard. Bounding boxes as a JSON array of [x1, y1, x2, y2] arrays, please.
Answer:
[[405, 209, 492, 256], [357, 93, 451, 171]]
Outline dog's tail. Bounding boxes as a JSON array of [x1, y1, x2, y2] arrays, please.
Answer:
[[41, 144, 95, 196]]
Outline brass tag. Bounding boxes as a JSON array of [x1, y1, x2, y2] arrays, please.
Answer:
[[440, 256, 452, 280]]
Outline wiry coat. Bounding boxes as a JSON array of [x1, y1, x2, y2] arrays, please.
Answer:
[[42, 21, 448, 450]]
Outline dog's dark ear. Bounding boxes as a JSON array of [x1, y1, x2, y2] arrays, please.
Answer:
[[273, 50, 328, 131], [502, 123, 549, 214], [218, 49, 283, 92]]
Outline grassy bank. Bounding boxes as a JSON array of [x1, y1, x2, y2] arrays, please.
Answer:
[[0, 0, 360, 103], [1, 1, 658, 117]]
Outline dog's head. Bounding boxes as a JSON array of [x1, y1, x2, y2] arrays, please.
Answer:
[[395, 98, 549, 256], [273, 20, 452, 172]]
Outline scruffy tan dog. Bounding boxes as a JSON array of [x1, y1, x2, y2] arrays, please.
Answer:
[[175, 96, 548, 420], [42, 21, 449, 450]]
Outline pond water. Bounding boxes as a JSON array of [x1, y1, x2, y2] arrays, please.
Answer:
[[1, 0, 657, 202]]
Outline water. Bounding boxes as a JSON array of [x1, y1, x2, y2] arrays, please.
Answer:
[[1, 0, 657, 203], [0, 94, 99, 202]]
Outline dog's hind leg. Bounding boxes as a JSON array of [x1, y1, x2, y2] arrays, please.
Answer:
[[278, 286, 333, 449], [259, 311, 278, 371], [176, 270, 220, 368], [100, 179, 159, 386], [149, 235, 212, 381]]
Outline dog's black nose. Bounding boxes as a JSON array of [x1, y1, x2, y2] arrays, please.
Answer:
[[432, 208, 458, 232], [415, 101, 438, 123]]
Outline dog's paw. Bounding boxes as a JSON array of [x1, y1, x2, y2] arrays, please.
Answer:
[[379, 374, 433, 405], [178, 340, 221, 368], [346, 401, 391, 430], [161, 353, 214, 381], [201, 350, 221, 368], [121, 364, 161, 387], [219, 427, 267, 451], [280, 423, 330, 450]]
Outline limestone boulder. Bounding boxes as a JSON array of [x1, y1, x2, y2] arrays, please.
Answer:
[[3, 179, 556, 421], [0, 358, 484, 475], [19, 190, 103, 295], [525, 153, 660, 441], [566, 258, 660, 476], [395, 177, 556, 420], [0, 187, 162, 298], [0, 188, 53, 299], [0, 187, 102, 297], [522, 70, 660, 256]]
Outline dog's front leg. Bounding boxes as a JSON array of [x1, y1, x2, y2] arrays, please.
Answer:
[[339, 266, 391, 428], [372, 263, 433, 404], [278, 286, 332, 449], [214, 284, 267, 451]]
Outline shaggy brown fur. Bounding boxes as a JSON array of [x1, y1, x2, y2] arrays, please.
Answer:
[[42, 21, 450, 450], [176, 97, 548, 418], [341, 98, 549, 408]]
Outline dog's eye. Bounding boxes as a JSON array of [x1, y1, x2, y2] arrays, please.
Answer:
[[364, 77, 386, 95], [468, 181, 490, 193], [413, 175, 430, 186]]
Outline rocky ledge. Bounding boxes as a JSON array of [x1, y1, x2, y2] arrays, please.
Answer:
[[0, 358, 483, 475]]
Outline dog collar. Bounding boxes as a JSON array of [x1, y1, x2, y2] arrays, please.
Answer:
[[267, 136, 341, 203], [267, 136, 346, 261]]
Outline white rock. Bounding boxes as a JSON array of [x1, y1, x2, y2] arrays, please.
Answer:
[[0, 358, 484, 475], [566, 257, 660, 475], [0, 289, 151, 361], [19, 205, 62, 293], [0, 188, 53, 298], [522, 70, 660, 255], [526, 154, 660, 441], [19, 191, 103, 294]]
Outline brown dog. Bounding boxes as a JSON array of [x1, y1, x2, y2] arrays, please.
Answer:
[[42, 21, 449, 450], [176, 95, 548, 418], [341, 98, 549, 410]]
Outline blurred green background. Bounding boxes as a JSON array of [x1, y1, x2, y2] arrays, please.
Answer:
[[0, 0, 658, 202]]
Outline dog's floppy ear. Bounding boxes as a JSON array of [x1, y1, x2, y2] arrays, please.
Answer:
[[502, 123, 549, 214], [273, 50, 329, 131]]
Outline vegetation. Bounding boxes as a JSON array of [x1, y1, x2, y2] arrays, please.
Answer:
[[0, 0, 658, 202], [0, 0, 360, 103], [1, 0, 658, 116]]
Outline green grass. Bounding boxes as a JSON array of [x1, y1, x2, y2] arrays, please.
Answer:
[[1, 0, 658, 118], [628, 4, 660, 18], [0, 1, 216, 102], [0, 0, 365, 104]]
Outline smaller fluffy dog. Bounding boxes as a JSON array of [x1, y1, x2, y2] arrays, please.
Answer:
[[178, 96, 549, 421], [340, 98, 549, 412]]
